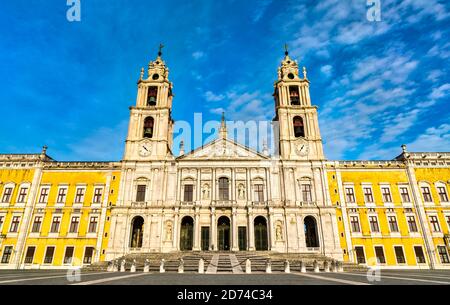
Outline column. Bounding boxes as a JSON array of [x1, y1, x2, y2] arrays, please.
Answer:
[[231, 207, 239, 251], [268, 208, 275, 250], [173, 209, 179, 250], [193, 207, 201, 251], [248, 207, 255, 251], [210, 207, 217, 251]]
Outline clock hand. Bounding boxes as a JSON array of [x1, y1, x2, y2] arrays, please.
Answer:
[[143, 146, 148, 152]]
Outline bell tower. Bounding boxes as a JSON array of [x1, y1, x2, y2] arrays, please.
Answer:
[[123, 45, 174, 161], [273, 46, 324, 160]]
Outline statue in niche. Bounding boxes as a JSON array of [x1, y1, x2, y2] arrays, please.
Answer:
[[165, 221, 173, 241], [202, 184, 210, 199], [276, 222, 283, 241], [238, 184, 246, 199]]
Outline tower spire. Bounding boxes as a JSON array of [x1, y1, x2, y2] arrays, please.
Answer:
[[158, 43, 164, 57], [219, 112, 227, 139]]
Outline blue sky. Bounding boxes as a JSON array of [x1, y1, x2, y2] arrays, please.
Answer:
[[0, 0, 449, 161]]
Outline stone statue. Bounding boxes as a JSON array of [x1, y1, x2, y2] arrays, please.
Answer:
[[276, 223, 283, 241], [165, 222, 173, 241], [202, 184, 210, 199], [238, 184, 246, 199]]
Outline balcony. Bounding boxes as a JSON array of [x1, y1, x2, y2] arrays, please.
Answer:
[[212, 200, 237, 208], [251, 201, 269, 207]]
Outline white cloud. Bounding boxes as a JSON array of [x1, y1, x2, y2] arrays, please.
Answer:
[[192, 51, 205, 60], [407, 124, 450, 152], [320, 65, 333, 77], [429, 83, 450, 100], [204, 91, 225, 102]]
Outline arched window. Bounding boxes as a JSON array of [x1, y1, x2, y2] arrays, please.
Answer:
[[143, 117, 154, 138], [147, 86, 158, 106], [304, 216, 319, 248], [218, 178, 229, 201], [180, 216, 194, 251], [293, 116, 305, 138], [254, 216, 268, 251], [130, 216, 144, 248]]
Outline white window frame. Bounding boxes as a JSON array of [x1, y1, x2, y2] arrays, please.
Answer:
[[15, 183, 30, 206], [42, 246, 56, 265], [405, 213, 420, 237], [63, 246, 75, 265], [92, 185, 104, 206], [437, 245, 450, 264], [30, 215, 43, 236], [1, 245, 14, 264], [87, 214, 100, 237], [68, 214, 80, 237], [37, 185, 51, 206], [368, 213, 381, 236], [0, 183, 15, 205], [419, 182, 434, 205], [398, 184, 412, 207], [445, 213, 450, 233], [82, 246, 96, 265], [373, 245, 387, 265], [8, 215, 21, 234], [353, 245, 367, 265], [387, 213, 400, 236], [349, 213, 362, 237], [379, 184, 393, 207], [343, 183, 356, 206], [413, 244, 427, 265], [393, 245, 407, 265], [435, 182, 449, 205], [0, 213, 5, 232], [23, 246, 36, 265], [362, 183, 375, 206], [428, 214, 442, 236], [74, 185, 86, 206], [55, 185, 69, 206], [49, 214, 62, 237]]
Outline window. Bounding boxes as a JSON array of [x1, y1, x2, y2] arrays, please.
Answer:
[[31, 216, 42, 233], [9, 216, 20, 232], [414, 246, 426, 264], [17, 187, 28, 203], [93, 188, 103, 204], [350, 216, 360, 233], [184, 185, 194, 202], [394, 246, 406, 264], [64, 247, 75, 264], [147, 86, 158, 106], [24, 247, 36, 264], [345, 187, 355, 203], [57, 187, 67, 203], [69, 216, 80, 233], [44, 247, 55, 264], [254, 184, 264, 202], [289, 86, 300, 105], [136, 185, 147, 202], [75, 188, 85, 203], [39, 187, 49, 203], [0, 215, 4, 230], [407, 215, 418, 232], [2, 187, 13, 203], [400, 187, 411, 203], [381, 187, 392, 203], [446, 215, 450, 230], [1, 246, 13, 264], [363, 187, 374, 203], [83, 247, 95, 264], [438, 246, 450, 264], [388, 216, 399, 233], [369, 216, 380, 233], [421, 186, 433, 202], [429, 215, 441, 232], [143, 117, 154, 138], [355, 246, 366, 264], [293, 116, 305, 138], [437, 186, 449, 202], [50, 216, 61, 233], [301, 184, 312, 202], [218, 178, 229, 201], [88, 216, 98, 233], [374, 246, 386, 264]]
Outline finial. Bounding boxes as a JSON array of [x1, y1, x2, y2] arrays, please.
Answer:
[[401, 144, 408, 154], [140, 67, 144, 80], [303, 67, 307, 79], [41, 146, 48, 155], [179, 140, 185, 156], [219, 112, 227, 139], [284, 43, 289, 56], [158, 43, 164, 57], [262, 140, 269, 156]]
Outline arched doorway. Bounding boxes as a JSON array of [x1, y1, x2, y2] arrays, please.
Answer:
[[180, 216, 194, 251], [217, 216, 231, 251], [130, 216, 144, 248], [254, 216, 268, 251], [304, 216, 319, 248]]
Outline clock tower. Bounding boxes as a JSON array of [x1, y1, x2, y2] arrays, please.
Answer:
[[123, 46, 174, 161], [273, 47, 325, 160]]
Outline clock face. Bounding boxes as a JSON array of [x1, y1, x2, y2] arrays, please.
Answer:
[[139, 143, 152, 157], [295, 142, 309, 157]]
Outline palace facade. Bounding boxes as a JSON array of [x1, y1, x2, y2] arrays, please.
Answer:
[[1, 50, 450, 270]]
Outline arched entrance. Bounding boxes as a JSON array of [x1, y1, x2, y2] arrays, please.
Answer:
[[180, 216, 194, 251], [130, 216, 144, 248], [254, 216, 268, 251], [304, 216, 319, 248], [217, 216, 231, 251]]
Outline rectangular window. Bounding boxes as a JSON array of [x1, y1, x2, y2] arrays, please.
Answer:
[[75, 188, 85, 203], [69, 216, 80, 233], [421, 187, 433, 202], [350, 216, 360, 233], [201, 227, 210, 251], [301, 184, 312, 202], [254, 185, 264, 202], [64, 247, 75, 264], [363, 187, 374, 203], [345, 187, 355, 203], [374, 246, 386, 264], [88, 216, 98, 233], [9, 216, 20, 233], [355, 246, 366, 264], [438, 246, 450, 264], [2, 187, 13, 203], [184, 185, 194, 202], [394, 246, 406, 264], [147, 86, 158, 106], [414, 246, 426, 264], [430, 215, 441, 232], [83, 247, 95, 264], [218, 178, 229, 201], [238, 227, 247, 251], [289, 86, 300, 105], [381, 187, 392, 203], [136, 185, 147, 202], [44, 247, 55, 264], [17, 187, 28, 203], [24, 247, 36, 264], [31, 216, 42, 233], [437, 187, 449, 202], [1, 246, 13, 264], [0, 216, 4, 230], [400, 187, 411, 203], [446, 216, 450, 230], [93, 188, 103, 203], [50, 216, 61, 233], [369, 216, 380, 233], [407, 215, 418, 232], [57, 187, 67, 203], [388, 216, 399, 233], [39, 187, 49, 203]]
